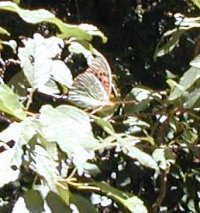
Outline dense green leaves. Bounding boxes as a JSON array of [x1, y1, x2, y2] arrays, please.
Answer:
[[0, 1, 200, 213]]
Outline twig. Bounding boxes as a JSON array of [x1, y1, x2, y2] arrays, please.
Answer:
[[153, 170, 167, 212], [25, 88, 35, 110]]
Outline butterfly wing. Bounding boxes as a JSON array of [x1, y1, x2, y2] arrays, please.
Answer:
[[87, 55, 112, 96], [68, 72, 109, 109], [68, 54, 112, 109]]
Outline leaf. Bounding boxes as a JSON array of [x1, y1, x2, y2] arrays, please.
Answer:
[[123, 196, 148, 213], [68, 40, 94, 62], [55, 182, 70, 205], [30, 144, 59, 191], [49, 18, 107, 42], [121, 145, 159, 171], [8, 71, 30, 97], [46, 191, 71, 213], [153, 148, 176, 174], [18, 33, 71, 91], [23, 190, 44, 213], [0, 120, 35, 187], [168, 66, 200, 108], [154, 29, 185, 59], [71, 193, 98, 213], [0, 84, 26, 120], [123, 116, 150, 134], [0, 2, 107, 42], [184, 87, 200, 108], [0, 1, 55, 24], [123, 87, 161, 113], [93, 116, 115, 135], [79, 24, 107, 42], [12, 0, 20, 4], [91, 182, 148, 213], [190, 0, 200, 9], [0, 26, 10, 36], [38, 105, 99, 172], [51, 60, 73, 88]]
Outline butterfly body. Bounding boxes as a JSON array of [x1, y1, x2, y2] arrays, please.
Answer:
[[68, 54, 113, 109]]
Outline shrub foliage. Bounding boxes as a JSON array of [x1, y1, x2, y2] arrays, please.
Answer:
[[0, 1, 199, 213]]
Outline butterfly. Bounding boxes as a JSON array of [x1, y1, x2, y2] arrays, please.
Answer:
[[68, 54, 114, 110]]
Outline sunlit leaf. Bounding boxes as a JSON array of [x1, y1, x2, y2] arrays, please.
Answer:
[[12, 0, 20, 4], [0, 2, 107, 42], [154, 29, 185, 59], [38, 105, 99, 171], [185, 87, 200, 108], [0, 26, 10, 36], [190, 0, 200, 9], [153, 147, 178, 172], [91, 182, 148, 213], [92, 116, 115, 135], [0, 84, 26, 120], [68, 40, 94, 62], [121, 145, 159, 171], [55, 182, 70, 205], [0, 1, 55, 24], [123, 196, 148, 213], [18, 33, 71, 91], [0, 120, 35, 187], [168, 65, 200, 108], [30, 145, 59, 191], [51, 60, 73, 88]]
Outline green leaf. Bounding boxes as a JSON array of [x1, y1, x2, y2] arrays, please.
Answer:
[[123, 196, 148, 213], [91, 182, 148, 213], [71, 193, 98, 213], [46, 191, 71, 213], [68, 40, 94, 60], [38, 105, 99, 171], [0, 120, 35, 187], [55, 182, 70, 205], [154, 29, 185, 59], [93, 116, 115, 135], [0, 26, 10, 36], [8, 71, 30, 97], [12, 0, 20, 4], [49, 18, 107, 42], [0, 84, 26, 120], [123, 87, 161, 113], [18, 33, 73, 92], [184, 87, 200, 108], [190, 0, 200, 9], [30, 144, 59, 191], [121, 145, 159, 171], [152, 148, 175, 171], [168, 65, 200, 108], [24, 190, 44, 213], [0, 2, 107, 42], [0, 1, 55, 24]]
